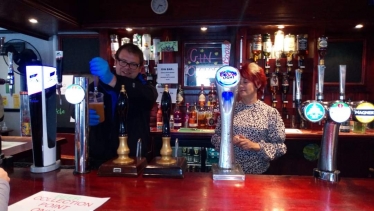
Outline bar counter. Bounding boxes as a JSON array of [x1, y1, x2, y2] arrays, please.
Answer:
[[8, 167, 374, 210]]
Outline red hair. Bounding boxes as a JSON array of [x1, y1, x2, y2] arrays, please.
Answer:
[[239, 62, 267, 97]]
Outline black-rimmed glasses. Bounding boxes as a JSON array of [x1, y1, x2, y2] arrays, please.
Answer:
[[116, 58, 140, 69]]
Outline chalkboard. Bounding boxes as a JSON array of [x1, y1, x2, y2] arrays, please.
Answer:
[[324, 40, 365, 84], [56, 95, 74, 130], [184, 42, 224, 87], [60, 35, 100, 75]]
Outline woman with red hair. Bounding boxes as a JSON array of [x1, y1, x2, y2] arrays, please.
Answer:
[[211, 62, 286, 174]]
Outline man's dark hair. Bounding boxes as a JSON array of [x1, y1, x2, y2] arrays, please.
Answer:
[[115, 43, 144, 66]]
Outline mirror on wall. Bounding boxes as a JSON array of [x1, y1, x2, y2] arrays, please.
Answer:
[[324, 39, 366, 85], [183, 41, 225, 87]]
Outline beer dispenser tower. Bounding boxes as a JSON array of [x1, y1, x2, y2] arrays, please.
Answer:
[[300, 64, 352, 182], [212, 65, 245, 181], [26, 65, 61, 173]]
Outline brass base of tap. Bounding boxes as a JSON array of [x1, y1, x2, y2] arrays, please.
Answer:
[[156, 136, 177, 165], [113, 136, 134, 165]]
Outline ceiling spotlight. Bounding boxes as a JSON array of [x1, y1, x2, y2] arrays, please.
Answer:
[[29, 18, 38, 24], [277, 25, 285, 29], [126, 28, 133, 32], [201, 27, 208, 31], [355, 24, 363, 29]]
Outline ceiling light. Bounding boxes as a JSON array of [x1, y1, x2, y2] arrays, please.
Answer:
[[277, 25, 285, 29], [201, 27, 208, 31], [355, 24, 363, 29], [126, 28, 133, 32], [29, 18, 38, 24]]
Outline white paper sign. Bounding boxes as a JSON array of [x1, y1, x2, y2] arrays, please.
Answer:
[[156, 88, 177, 104], [8, 191, 110, 211], [157, 63, 178, 84]]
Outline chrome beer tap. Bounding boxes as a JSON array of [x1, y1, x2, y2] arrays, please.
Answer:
[[212, 65, 244, 181], [281, 72, 289, 119]]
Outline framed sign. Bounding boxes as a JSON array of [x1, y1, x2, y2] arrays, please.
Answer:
[[183, 41, 225, 87], [324, 39, 366, 85]]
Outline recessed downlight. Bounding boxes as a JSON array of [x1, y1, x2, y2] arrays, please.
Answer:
[[29, 18, 38, 24]]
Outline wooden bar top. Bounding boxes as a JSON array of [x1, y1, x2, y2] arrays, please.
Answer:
[[8, 168, 374, 210]]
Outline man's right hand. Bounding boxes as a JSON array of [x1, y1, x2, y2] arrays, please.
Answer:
[[89, 57, 114, 84]]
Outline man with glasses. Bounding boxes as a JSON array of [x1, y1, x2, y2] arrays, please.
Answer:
[[89, 43, 158, 168]]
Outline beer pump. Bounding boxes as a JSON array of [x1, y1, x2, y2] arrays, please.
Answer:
[[143, 85, 187, 178], [97, 85, 147, 177], [212, 65, 245, 181], [55, 51, 63, 105]]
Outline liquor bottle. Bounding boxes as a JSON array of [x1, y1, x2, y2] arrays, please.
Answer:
[[296, 34, 308, 68], [317, 35, 328, 65], [177, 84, 184, 105], [213, 103, 220, 127], [173, 103, 182, 130], [208, 83, 217, 107], [110, 34, 119, 60], [198, 84, 206, 106], [205, 105, 215, 129], [197, 101, 206, 129], [169, 114, 175, 130], [252, 34, 262, 62], [156, 104, 162, 131], [145, 66, 153, 85], [262, 33, 272, 67], [189, 102, 198, 128], [283, 34, 295, 66], [161, 85, 172, 136], [184, 102, 190, 128], [20, 91, 31, 136], [117, 85, 129, 135]]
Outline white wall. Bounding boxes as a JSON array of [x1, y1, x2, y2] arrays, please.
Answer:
[[0, 33, 57, 136]]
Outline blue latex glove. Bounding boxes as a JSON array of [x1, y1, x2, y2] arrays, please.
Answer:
[[89, 109, 100, 126], [137, 73, 147, 85], [89, 57, 114, 84]]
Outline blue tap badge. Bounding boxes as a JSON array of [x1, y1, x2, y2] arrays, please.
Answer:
[[215, 66, 240, 88], [304, 101, 325, 122], [329, 101, 351, 123]]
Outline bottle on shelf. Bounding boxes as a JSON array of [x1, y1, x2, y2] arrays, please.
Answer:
[[20, 91, 31, 136], [184, 103, 190, 128], [197, 101, 206, 129], [208, 82, 217, 107], [169, 114, 175, 130], [156, 104, 163, 131], [177, 84, 184, 105], [174, 103, 182, 130], [110, 34, 119, 60], [188, 102, 198, 128], [198, 84, 206, 106], [205, 105, 215, 129]]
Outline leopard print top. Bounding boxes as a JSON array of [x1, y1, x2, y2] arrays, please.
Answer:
[[211, 100, 286, 174]]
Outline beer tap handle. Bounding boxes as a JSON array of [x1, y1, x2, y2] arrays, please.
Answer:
[[56, 51, 63, 105], [136, 138, 142, 158], [317, 65, 325, 102], [295, 69, 302, 107], [7, 52, 14, 96], [174, 138, 179, 158], [339, 65, 346, 101]]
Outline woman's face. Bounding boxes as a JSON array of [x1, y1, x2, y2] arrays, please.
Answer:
[[239, 77, 257, 101]]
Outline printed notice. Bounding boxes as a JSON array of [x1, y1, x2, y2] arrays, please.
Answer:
[[8, 191, 110, 211], [157, 63, 178, 84]]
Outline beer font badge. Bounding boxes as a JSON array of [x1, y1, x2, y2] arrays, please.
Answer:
[[303, 101, 325, 122], [329, 102, 351, 123], [354, 102, 374, 123], [65, 84, 85, 104], [215, 66, 240, 87]]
